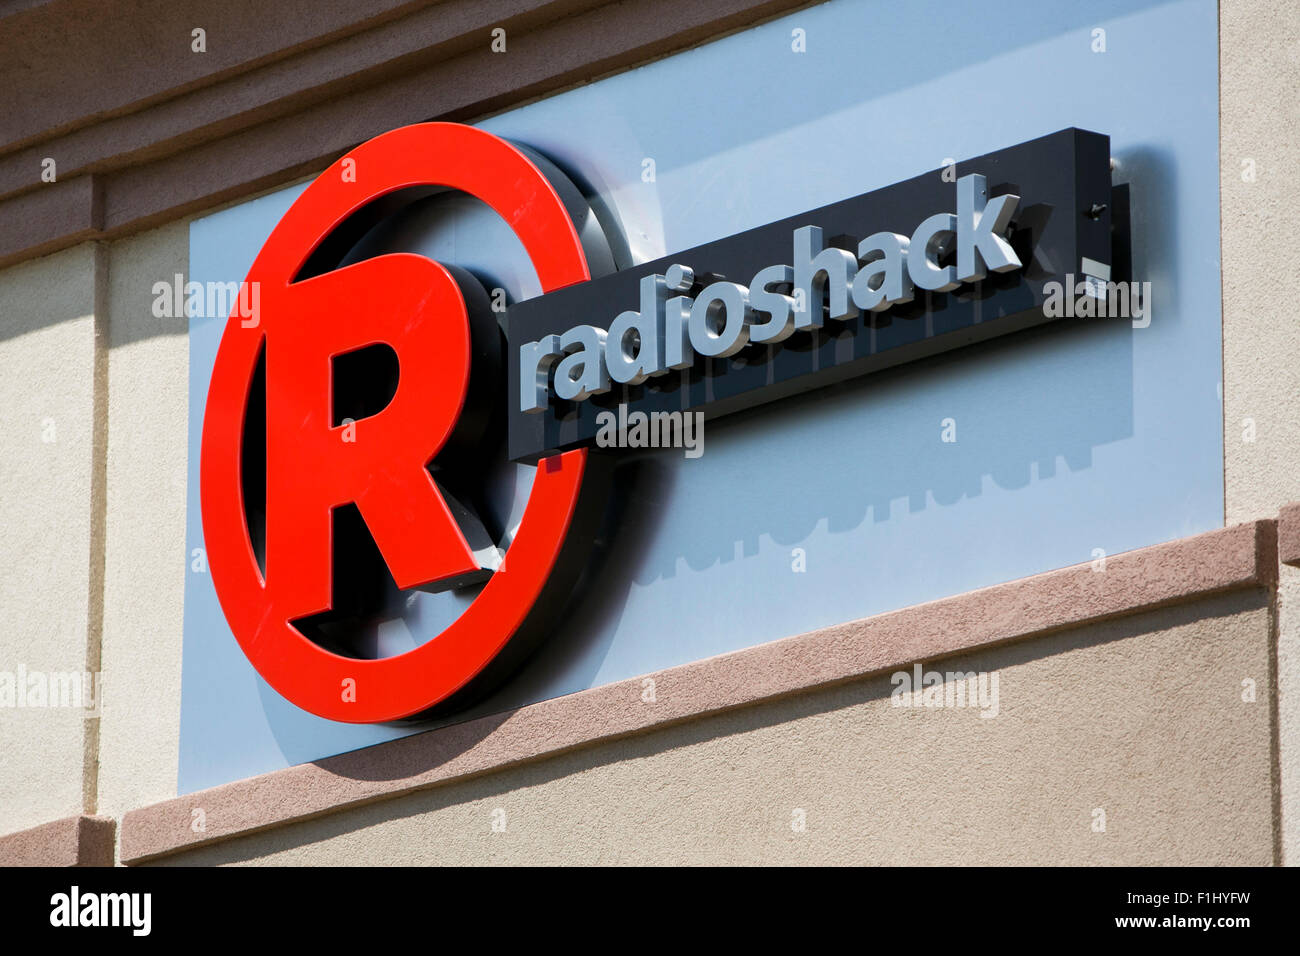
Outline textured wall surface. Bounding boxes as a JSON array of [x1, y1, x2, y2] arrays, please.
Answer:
[[1222, 0, 1300, 523], [1277, 562, 1300, 864], [0, 222, 191, 839], [154, 592, 1274, 866], [1221, 0, 1300, 865], [0, 244, 102, 835], [95, 221, 189, 821]]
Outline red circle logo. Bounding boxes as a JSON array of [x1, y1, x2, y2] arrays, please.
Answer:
[[200, 123, 594, 723]]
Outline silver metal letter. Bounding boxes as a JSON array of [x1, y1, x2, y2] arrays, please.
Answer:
[[748, 264, 797, 344], [908, 213, 960, 292], [553, 325, 611, 402], [957, 173, 1020, 282], [606, 273, 667, 385], [851, 232, 915, 312], [793, 225, 860, 329], [689, 281, 752, 358], [518, 334, 562, 413]]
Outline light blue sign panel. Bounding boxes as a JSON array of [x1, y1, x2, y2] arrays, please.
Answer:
[[181, 0, 1222, 791]]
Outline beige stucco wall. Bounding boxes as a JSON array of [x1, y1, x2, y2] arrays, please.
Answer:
[[1221, 0, 1300, 523], [95, 221, 189, 821], [0, 244, 103, 835], [154, 590, 1274, 866], [1220, 0, 1300, 865], [1278, 564, 1300, 866], [0, 221, 190, 840]]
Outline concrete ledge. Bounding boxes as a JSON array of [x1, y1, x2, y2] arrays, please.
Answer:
[[119, 519, 1277, 864], [1277, 502, 1300, 566], [0, 815, 116, 867]]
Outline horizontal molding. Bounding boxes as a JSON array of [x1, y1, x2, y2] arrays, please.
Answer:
[[0, 814, 115, 867], [1, 174, 103, 266], [0, 0, 598, 190], [1278, 502, 1300, 566], [0, 0, 436, 152], [0, 0, 812, 270], [119, 518, 1277, 864]]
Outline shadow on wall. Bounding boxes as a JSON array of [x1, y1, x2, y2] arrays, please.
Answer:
[[0, 248, 100, 345], [0, 234, 192, 347], [516, 312, 1136, 693]]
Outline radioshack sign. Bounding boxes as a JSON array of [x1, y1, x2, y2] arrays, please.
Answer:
[[508, 127, 1115, 462], [200, 123, 1117, 723], [519, 170, 1020, 411]]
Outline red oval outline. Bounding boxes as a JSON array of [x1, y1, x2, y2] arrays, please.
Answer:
[[200, 123, 590, 723]]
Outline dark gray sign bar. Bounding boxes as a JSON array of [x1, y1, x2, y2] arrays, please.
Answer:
[[507, 127, 1117, 463]]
